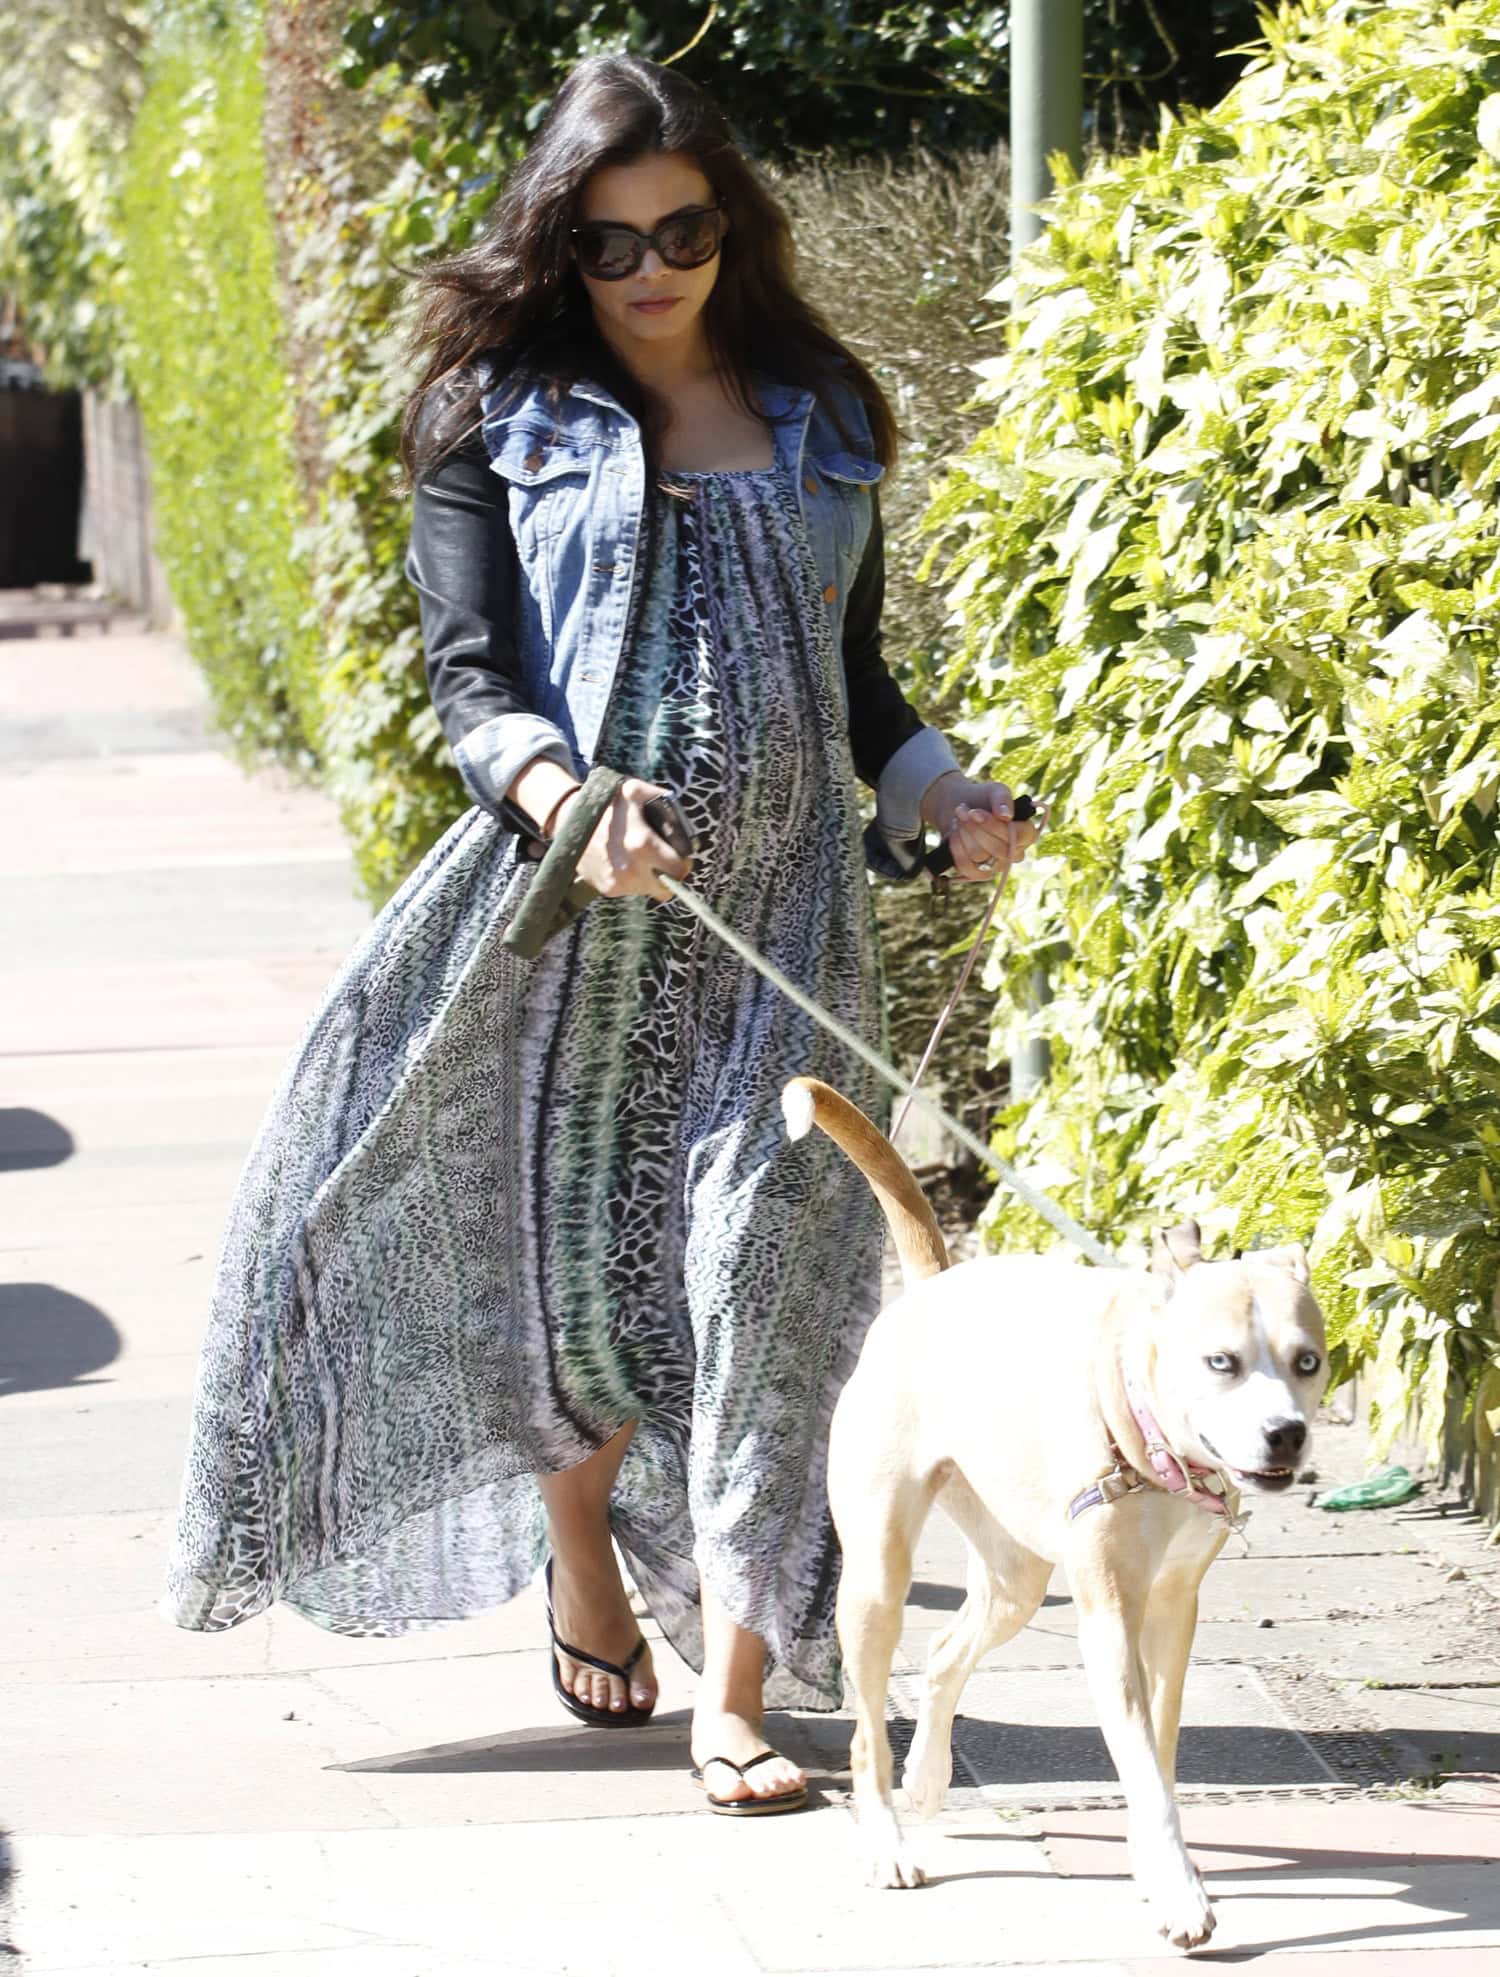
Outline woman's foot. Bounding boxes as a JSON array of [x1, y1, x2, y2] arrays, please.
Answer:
[[692, 1577, 805, 1803], [547, 1549, 658, 1715], [690, 1708, 805, 1805]]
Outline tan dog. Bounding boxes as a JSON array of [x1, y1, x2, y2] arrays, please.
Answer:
[[783, 1077, 1329, 1950]]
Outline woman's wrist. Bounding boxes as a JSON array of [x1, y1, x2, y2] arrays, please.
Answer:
[[538, 785, 580, 840], [918, 769, 968, 836], [506, 757, 582, 840]]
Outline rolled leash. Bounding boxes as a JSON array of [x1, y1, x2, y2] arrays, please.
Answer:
[[501, 765, 626, 960]]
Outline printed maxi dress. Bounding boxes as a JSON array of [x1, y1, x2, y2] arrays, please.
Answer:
[[164, 458, 890, 1708]]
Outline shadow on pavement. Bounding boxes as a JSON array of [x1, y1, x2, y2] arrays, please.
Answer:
[[0, 1107, 74, 1173], [908, 1578, 1071, 1613], [1035, 1830, 1500, 1876], [334, 1710, 698, 1775], [333, 1706, 854, 1792], [828, 1713, 1500, 1795], [0, 1826, 14, 1960], [922, 1823, 1500, 1954], [0, 1282, 120, 1397], [1185, 1866, 1500, 1962]]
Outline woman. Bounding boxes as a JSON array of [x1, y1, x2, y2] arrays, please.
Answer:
[[164, 53, 1035, 1816]]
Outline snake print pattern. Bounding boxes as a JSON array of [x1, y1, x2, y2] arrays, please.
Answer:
[[163, 459, 887, 1708]]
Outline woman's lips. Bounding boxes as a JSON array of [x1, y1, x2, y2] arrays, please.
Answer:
[[630, 296, 681, 314]]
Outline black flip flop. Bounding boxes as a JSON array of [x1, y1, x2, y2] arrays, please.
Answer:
[[690, 1749, 809, 1816], [545, 1556, 655, 1729]]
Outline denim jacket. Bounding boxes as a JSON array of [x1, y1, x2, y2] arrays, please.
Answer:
[[404, 361, 959, 845]]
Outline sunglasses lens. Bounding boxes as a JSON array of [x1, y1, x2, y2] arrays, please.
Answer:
[[659, 210, 722, 268], [576, 228, 640, 280]]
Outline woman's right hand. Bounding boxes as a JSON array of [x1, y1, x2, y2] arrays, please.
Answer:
[[559, 777, 693, 903]]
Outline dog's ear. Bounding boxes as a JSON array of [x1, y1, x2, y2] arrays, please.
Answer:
[[1251, 1241, 1311, 1285], [1152, 1220, 1203, 1288]]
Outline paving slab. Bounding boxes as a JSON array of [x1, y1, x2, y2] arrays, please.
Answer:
[[0, 1673, 401, 1836], [35, 1956, 511, 1977], [1367, 1688, 1500, 1788], [8, 1823, 766, 1976], [1436, 1773, 1500, 1805], [4, 1386, 192, 1516], [1194, 1550, 1439, 1627], [2, 1517, 666, 1689], [1126, 1956, 1500, 1975], [1039, 1803, 1500, 1878], [940, 1664, 1338, 1804], [0, 754, 351, 875]]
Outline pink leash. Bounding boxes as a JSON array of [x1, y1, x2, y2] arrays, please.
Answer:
[[889, 800, 1050, 1147]]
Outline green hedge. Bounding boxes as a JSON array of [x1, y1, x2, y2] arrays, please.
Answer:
[[121, 4, 321, 767], [925, 0, 1500, 1468], [341, 2, 1268, 157], [260, 22, 513, 900]]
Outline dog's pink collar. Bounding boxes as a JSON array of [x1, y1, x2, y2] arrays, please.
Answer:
[[1122, 1367, 1235, 1518]]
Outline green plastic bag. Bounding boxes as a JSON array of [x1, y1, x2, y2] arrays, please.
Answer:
[[1316, 1465, 1420, 1512]]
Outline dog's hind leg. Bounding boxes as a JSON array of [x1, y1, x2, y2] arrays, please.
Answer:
[[835, 1469, 935, 1890], [902, 1475, 1051, 1819], [1071, 1544, 1216, 1950]]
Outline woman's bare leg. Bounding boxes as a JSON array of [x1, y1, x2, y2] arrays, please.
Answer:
[[537, 1423, 657, 1714], [690, 1578, 805, 1803]]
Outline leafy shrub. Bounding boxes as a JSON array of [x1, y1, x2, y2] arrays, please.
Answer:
[[260, 0, 519, 899], [120, 2, 321, 765], [340, 2, 1268, 158], [0, 1, 145, 393], [925, 0, 1500, 1467]]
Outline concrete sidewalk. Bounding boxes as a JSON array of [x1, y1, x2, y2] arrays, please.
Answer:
[[2, 595, 1498, 1976]]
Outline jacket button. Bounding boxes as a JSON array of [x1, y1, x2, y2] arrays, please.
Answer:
[[823, 583, 838, 604], [804, 475, 819, 495], [524, 449, 544, 472]]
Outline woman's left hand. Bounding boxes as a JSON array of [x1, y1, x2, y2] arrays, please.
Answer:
[[919, 772, 1041, 884]]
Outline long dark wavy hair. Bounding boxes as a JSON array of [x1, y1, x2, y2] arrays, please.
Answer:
[[398, 54, 897, 483]]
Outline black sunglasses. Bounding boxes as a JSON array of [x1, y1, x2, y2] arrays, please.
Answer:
[[570, 204, 727, 281]]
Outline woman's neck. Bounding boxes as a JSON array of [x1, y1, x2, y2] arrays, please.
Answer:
[[594, 315, 717, 395]]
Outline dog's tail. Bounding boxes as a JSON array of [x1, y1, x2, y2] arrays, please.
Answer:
[[780, 1076, 949, 1287]]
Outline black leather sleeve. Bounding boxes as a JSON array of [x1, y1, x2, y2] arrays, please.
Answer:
[[841, 492, 925, 788], [404, 408, 563, 838]]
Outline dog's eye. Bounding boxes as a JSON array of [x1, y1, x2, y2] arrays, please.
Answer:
[[1205, 1351, 1239, 1375], [1295, 1349, 1321, 1376]]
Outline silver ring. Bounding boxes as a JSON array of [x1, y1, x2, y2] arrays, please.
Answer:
[[977, 858, 995, 872]]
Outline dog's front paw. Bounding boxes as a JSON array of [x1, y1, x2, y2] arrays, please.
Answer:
[[860, 1842, 926, 1890], [854, 1806, 926, 1890], [1146, 1872, 1216, 1951]]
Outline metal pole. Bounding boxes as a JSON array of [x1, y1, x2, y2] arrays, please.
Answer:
[[1008, 0, 1082, 1095], [1010, 0, 1084, 259]]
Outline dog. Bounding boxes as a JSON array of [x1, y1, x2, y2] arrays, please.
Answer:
[[782, 1076, 1329, 1949]]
